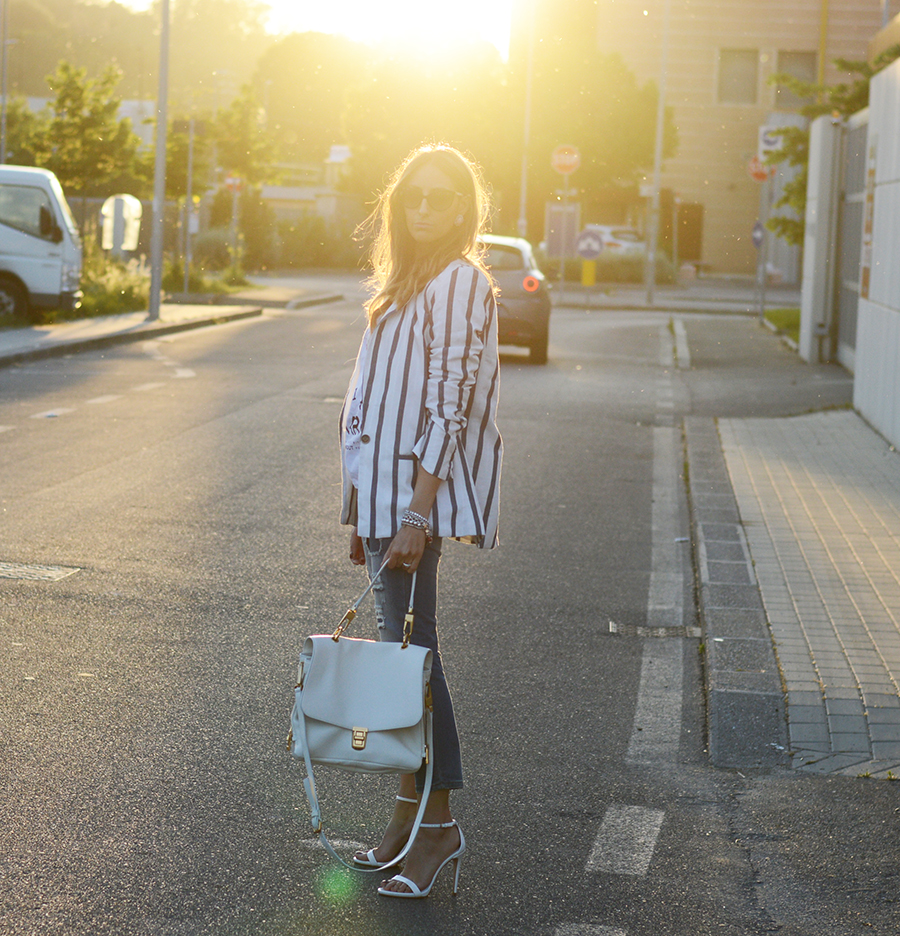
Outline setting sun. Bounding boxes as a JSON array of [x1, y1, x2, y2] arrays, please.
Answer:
[[264, 0, 514, 58]]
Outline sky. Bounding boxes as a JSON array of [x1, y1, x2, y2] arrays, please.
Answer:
[[265, 0, 514, 59], [124, 1, 514, 60]]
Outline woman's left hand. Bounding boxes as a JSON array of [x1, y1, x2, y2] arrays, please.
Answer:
[[385, 525, 427, 573]]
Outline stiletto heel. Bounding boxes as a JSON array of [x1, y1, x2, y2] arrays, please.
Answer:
[[352, 796, 419, 868], [377, 820, 465, 898]]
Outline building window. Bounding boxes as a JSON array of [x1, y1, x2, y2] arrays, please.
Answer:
[[775, 51, 817, 109], [718, 49, 759, 104]]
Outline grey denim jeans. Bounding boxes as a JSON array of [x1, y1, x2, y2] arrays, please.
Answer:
[[364, 536, 464, 792]]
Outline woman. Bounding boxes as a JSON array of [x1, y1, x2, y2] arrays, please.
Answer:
[[339, 144, 502, 898]]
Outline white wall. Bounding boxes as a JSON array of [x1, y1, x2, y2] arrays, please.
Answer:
[[799, 116, 842, 363], [854, 58, 900, 448]]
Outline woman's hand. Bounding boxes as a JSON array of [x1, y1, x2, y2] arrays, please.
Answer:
[[349, 528, 366, 566], [385, 525, 427, 573]]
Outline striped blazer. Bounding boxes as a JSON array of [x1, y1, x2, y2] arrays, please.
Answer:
[[340, 259, 502, 548]]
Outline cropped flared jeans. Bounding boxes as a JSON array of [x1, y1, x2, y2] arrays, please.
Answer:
[[364, 536, 464, 792]]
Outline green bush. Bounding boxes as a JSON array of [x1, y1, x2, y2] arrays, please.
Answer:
[[163, 258, 230, 294], [765, 307, 801, 344], [41, 238, 150, 322], [192, 228, 233, 272], [538, 251, 676, 285], [277, 214, 366, 269]]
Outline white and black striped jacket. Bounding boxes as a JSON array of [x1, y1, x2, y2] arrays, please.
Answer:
[[340, 259, 502, 548]]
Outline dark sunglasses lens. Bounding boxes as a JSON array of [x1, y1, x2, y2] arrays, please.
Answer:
[[426, 189, 455, 211], [400, 187, 456, 211], [401, 186, 424, 209]]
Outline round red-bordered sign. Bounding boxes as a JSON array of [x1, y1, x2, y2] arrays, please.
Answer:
[[747, 156, 772, 183], [551, 145, 581, 176]]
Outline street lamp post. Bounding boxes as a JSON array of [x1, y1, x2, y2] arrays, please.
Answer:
[[0, 0, 9, 164], [147, 0, 170, 321], [517, 0, 536, 239], [644, 0, 672, 305]]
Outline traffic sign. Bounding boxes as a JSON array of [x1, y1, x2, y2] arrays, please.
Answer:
[[224, 175, 243, 192], [577, 228, 603, 260], [551, 145, 581, 175], [752, 220, 765, 250], [758, 125, 782, 159], [747, 156, 772, 183]]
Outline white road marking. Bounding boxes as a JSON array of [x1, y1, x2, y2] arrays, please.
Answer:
[[626, 425, 687, 765], [131, 382, 166, 392], [173, 368, 196, 378], [31, 408, 75, 419], [555, 926, 628, 936], [0, 425, 14, 433], [294, 837, 365, 852], [585, 804, 665, 876], [626, 638, 684, 766], [647, 426, 684, 628], [673, 316, 690, 369], [658, 323, 675, 367], [86, 395, 122, 405]]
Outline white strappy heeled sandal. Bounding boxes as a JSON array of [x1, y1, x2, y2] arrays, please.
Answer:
[[377, 820, 465, 898], [352, 795, 418, 868]]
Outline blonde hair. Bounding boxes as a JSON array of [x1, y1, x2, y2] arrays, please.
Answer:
[[362, 144, 493, 326]]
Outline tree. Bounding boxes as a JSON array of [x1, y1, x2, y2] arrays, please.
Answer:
[[340, 41, 517, 205], [213, 85, 273, 185], [3, 96, 43, 166], [36, 61, 148, 197], [168, 0, 275, 113], [253, 31, 371, 165], [522, 43, 677, 223], [766, 46, 900, 245]]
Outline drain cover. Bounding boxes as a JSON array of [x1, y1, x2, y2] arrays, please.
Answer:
[[0, 562, 80, 581]]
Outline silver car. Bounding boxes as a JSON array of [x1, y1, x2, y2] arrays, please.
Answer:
[[480, 234, 552, 364]]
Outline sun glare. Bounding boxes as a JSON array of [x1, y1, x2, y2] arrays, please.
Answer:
[[265, 0, 513, 59]]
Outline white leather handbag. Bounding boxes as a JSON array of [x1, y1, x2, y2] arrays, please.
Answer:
[[289, 559, 434, 870]]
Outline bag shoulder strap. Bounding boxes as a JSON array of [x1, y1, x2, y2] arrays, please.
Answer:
[[298, 706, 433, 873], [298, 558, 431, 872]]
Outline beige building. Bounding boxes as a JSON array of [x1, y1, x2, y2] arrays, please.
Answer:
[[589, 0, 900, 276]]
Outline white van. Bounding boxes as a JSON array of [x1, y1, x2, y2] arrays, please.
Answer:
[[0, 165, 82, 320]]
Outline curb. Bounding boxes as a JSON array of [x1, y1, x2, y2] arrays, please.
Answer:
[[166, 292, 344, 311], [684, 415, 790, 769], [557, 299, 789, 315], [0, 293, 346, 370], [0, 306, 263, 369]]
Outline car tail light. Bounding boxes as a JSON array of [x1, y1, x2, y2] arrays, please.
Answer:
[[523, 275, 540, 293]]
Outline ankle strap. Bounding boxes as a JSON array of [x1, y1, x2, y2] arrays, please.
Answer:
[[419, 819, 457, 829]]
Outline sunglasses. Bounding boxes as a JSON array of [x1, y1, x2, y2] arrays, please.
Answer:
[[399, 185, 464, 212]]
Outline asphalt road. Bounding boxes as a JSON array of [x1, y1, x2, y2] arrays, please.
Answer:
[[1, 292, 897, 935]]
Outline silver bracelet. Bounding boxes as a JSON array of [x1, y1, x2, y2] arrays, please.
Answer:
[[401, 509, 432, 542]]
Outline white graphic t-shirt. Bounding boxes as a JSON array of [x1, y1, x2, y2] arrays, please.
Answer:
[[343, 329, 369, 488]]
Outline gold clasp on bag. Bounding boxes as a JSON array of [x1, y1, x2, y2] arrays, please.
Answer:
[[402, 610, 414, 648], [351, 727, 368, 750], [332, 607, 356, 641]]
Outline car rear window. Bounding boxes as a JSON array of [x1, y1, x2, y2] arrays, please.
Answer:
[[484, 245, 525, 271]]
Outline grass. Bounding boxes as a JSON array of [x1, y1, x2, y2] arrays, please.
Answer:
[[765, 307, 800, 344]]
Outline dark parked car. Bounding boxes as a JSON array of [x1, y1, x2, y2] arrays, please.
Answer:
[[480, 234, 552, 364]]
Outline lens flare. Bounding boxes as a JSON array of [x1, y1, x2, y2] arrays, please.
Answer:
[[316, 866, 359, 904]]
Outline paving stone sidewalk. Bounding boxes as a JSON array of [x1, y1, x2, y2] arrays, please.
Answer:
[[719, 410, 900, 778]]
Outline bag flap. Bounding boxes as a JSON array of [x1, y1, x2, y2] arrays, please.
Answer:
[[300, 636, 432, 731]]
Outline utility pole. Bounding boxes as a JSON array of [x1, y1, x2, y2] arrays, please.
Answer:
[[517, 0, 536, 239], [147, 0, 170, 321], [0, 0, 8, 164], [644, 0, 672, 305]]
